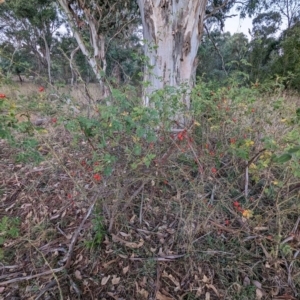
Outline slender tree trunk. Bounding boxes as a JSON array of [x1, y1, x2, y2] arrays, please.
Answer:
[[137, 0, 208, 108], [17, 73, 23, 83], [41, 32, 52, 84], [70, 46, 80, 86], [57, 0, 109, 99]]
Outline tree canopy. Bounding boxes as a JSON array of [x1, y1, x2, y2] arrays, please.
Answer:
[[0, 0, 299, 91]]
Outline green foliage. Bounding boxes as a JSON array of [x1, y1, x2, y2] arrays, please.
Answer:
[[65, 86, 160, 172], [271, 23, 300, 90], [84, 215, 106, 249], [0, 216, 20, 259], [197, 31, 250, 85], [0, 97, 15, 139], [14, 137, 44, 163], [0, 0, 63, 83]]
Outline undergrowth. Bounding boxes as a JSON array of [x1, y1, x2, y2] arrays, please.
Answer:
[[0, 76, 300, 299]]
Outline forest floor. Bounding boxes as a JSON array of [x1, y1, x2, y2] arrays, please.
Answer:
[[0, 82, 300, 300]]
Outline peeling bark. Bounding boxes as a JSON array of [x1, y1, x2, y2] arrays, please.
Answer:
[[137, 0, 208, 108]]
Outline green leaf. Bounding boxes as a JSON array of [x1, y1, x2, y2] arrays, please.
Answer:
[[133, 144, 142, 156], [288, 147, 300, 154], [273, 153, 292, 163], [103, 166, 113, 176]]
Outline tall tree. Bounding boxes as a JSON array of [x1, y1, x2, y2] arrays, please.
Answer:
[[248, 12, 281, 81], [271, 22, 300, 90], [137, 0, 208, 108], [197, 31, 250, 83], [137, 0, 239, 109], [57, 0, 140, 97], [266, 0, 300, 28], [0, 0, 62, 83]]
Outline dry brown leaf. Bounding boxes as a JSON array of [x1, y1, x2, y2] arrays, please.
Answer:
[[0, 287, 5, 293], [202, 274, 209, 283], [135, 281, 149, 299], [119, 231, 131, 237], [271, 287, 280, 296], [111, 275, 120, 285], [26, 211, 33, 219], [243, 276, 251, 286], [103, 259, 117, 268], [138, 288, 149, 299], [256, 288, 263, 300], [74, 270, 82, 280], [107, 292, 121, 300], [73, 254, 83, 265], [205, 292, 210, 300], [122, 265, 129, 274], [162, 271, 180, 291], [158, 247, 166, 257], [124, 239, 144, 248], [156, 291, 173, 300], [5, 202, 16, 212], [101, 275, 111, 285], [112, 234, 144, 249], [252, 280, 262, 289], [196, 287, 202, 297], [21, 203, 32, 209], [138, 276, 147, 288], [104, 235, 111, 244], [254, 226, 269, 231], [129, 215, 136, 223], [207, 284, 220, 297]]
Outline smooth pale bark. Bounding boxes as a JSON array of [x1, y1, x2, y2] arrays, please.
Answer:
[[57, 0, 108, 98], [137, 0, 208, 108], [41, 31, 52, 84], [70, 46, 80, 86]]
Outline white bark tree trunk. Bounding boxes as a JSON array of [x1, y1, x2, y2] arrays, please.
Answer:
[[70, 46, 80, 86], [57, 0, 109, 98], [137, 0, 208, 108], [41, 31, 52, 84]]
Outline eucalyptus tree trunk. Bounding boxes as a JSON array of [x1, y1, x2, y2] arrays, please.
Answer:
[[41, 31, 52, 84], [137, 0, 208, 108], [70, 46, 80, 86], [57, 0, 109, 98]]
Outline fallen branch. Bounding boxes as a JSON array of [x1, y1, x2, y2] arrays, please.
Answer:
[[0, 267, 64, 286], [0, 193, 99, 286], [60, 193, 98, 268], [129, 254, 185, 261]]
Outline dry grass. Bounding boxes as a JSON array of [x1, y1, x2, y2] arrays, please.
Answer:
[[0, 83, 300, 299]]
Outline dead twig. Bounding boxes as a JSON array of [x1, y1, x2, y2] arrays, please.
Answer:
[[129, 254, 185, 261], [0, 267, 64, 286], [35, 280, 57, 300], [60, 193, 98, 268], [0, 193, 99, 286]]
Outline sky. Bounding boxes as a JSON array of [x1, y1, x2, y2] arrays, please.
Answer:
[[224, 13, 253, 39]]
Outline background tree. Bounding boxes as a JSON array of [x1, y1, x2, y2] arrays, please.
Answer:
[[57, 0, 140, 97], [271, 22, 300, 90], [248, 12, 281, 82], [197, 31, 250, 84], [0, 0, 62, 83], [264, 0, 300, 28]]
